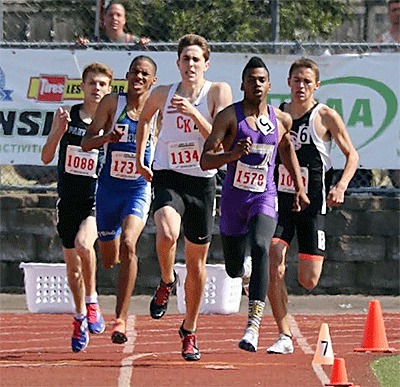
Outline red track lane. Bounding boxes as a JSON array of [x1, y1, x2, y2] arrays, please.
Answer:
[[0, 313, 398, 386]]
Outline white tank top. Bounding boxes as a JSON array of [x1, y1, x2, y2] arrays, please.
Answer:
[[153, 81, 217, 178]]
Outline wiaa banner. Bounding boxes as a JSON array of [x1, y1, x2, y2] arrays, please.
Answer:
[[0, 49, 399, 169]]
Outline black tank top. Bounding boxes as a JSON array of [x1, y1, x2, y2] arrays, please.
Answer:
[[276, 102, 333, 213], [57, 104, 99, 198]]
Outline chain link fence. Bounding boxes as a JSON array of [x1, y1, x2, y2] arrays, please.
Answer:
[[1, 0, 399, 195]]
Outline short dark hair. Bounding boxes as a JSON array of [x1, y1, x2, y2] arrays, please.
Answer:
[[241, 56, 270, 81], [129, 55, 157, 75], [288, 58, 320, 82], [177, 34, 210, 61], [105, 1, 125, 14]]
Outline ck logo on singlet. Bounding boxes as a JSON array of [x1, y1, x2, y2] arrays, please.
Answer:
[[177, 116, 192, 133]]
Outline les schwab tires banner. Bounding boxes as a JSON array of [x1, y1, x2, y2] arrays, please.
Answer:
[[0, 49, 399, 168]]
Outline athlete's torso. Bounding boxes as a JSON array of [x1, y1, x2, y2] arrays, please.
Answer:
[[99, 93, 154, 190], [57, 104, 100, 198], [153, 81, 217, 178], [223, 102, 279, 197], [276, 102, 333, 213]]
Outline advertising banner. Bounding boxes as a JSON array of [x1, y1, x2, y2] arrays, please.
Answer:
[[0, 49, 399, 168]]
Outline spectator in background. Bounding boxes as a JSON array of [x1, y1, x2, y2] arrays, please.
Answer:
[[41, 62, 113, 353], [377, 0, 400, 44], [376, 0, 400, 188], [78, 2, 150, 49]]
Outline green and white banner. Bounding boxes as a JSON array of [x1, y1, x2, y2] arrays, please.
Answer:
[[0, 49, 399, 168]]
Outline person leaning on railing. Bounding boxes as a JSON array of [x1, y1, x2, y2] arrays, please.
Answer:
[[77, 1, 150, 49], [375, 0, 400, 188]]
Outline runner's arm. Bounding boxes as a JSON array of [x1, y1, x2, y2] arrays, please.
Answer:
[[41, 107, 70, 164], [81, 94, 117, 151], [136, 86, 166, 182], [322, 107, 359, 205], [200, 105, 248, 170]]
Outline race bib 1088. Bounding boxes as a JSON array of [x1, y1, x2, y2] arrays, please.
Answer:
[[65, 145, 98, 178]]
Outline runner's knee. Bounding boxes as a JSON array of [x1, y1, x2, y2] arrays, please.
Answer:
[[298, 272, 320, 290], [74, 240, 92, 259], [270, 262, 286, 283], [120, 234, 137, 256], [66, 265, 82, 282]]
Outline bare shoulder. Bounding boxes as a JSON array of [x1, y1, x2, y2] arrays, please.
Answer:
[[210, 81, 232, 92], [149, 84, 173, 102], [319, 103, 346, 118], [153, 84, 173, 94], [217, 103, 235, 118], [318, 104, 344, 125], [209, 81, 233, 102], [273, 106, 292, 132], [102, 92, 118, 104]]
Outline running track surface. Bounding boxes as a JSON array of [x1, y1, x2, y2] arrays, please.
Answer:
[[0, 313, 398, 386]]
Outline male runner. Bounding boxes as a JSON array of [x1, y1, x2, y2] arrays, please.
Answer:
[[41, 62, 113, 352]]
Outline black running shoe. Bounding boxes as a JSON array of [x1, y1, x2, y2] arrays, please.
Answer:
[[179, 324, 201, 361], [149, 273, 177, 319]]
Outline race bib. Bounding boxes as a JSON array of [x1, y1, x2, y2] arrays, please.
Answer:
[[233, 161, 267, 192], [115, 123, 129, 142], [168, 140, 200, 169], [110, 151, 140, 180], [277, 164, 309, 194], [65, 145, 98, 178]]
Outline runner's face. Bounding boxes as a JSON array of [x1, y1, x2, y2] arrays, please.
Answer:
[[105, 4, 126, 33], [288, 67, 319, 102], [241, 67, 270, 102], [126, 59, 157, 95], [177, 45, 209, 82], [81, 72, 112, 103]]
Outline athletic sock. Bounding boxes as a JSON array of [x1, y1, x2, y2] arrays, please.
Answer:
[[75, 312, 86, 320], [85, 293, 98, 304], [246, 299, 265, 333]]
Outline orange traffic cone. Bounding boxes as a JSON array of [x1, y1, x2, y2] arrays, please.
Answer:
[[313, 323, 334, 365], [325, 357, 354, 386], [354, 299, 396, 353]]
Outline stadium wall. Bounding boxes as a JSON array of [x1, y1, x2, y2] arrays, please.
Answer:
[[0, 194, 398, 295]]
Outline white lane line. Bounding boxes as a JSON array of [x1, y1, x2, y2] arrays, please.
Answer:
[[118, 315, 136, 387], [288, 314, 330, 386]]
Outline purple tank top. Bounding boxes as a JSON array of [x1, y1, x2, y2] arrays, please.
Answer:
[[222, 102, 278, 197]]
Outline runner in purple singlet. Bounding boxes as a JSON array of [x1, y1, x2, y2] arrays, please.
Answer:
[[200, 57, 309, 353]]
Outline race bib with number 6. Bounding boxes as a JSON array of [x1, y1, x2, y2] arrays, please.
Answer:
[[65, 145, 99, 178]]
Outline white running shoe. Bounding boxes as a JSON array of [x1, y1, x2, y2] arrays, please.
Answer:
[[266, 333, 294, 354], [238, 327, 259, 352], [241, 256, 252, 296]]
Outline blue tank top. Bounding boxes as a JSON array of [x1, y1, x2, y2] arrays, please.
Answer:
[[98, 94, 154, 191], [222, 102, 278, 197]]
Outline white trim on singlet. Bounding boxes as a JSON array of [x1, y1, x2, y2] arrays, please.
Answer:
[[102, 94, 126, 157], [309, 103, 333, 215], [153, 81, 216, 178]]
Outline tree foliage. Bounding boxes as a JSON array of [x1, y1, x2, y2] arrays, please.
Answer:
[[138, 0, 354, 42]]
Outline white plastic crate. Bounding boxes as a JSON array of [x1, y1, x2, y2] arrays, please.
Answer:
[[19, 262, 75, 313], [174, 263, 242, 315]]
